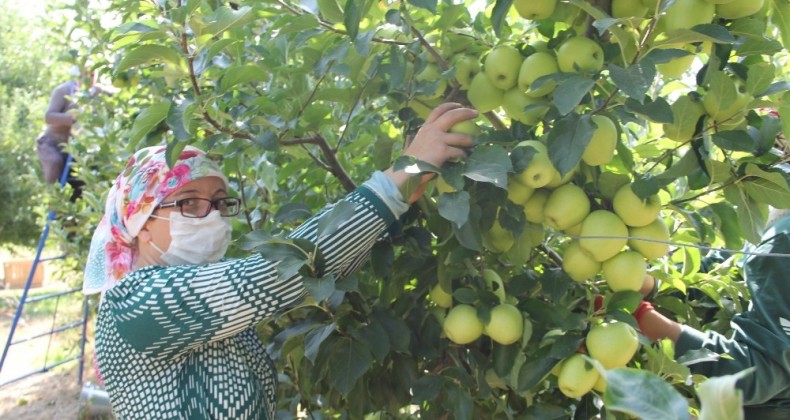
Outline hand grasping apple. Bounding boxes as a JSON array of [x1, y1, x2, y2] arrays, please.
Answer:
[[384, 102, 478, 203]]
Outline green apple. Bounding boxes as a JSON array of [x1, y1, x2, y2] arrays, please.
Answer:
[[467, 72, 505, 113], [543, 183, 591, 230], [429, 284, 453, 308], [523, 189, 551, 223], [640, 0, 658, 9], [582, 115, 618, 166], [656, 44, 698, 80], [579, 210, 629, 262], [716, 0, 764, 19], [557, 36, 604, 74], [558, 353, 600, 399], [415, 64, 447, 100], [565, 222, 583, 236], [562, 240, 601, 282], [502, 89, 549, 126], [703, 77, 753, 123], [586, 321, 639, 369], [518, 52, 559, 97], [613, 183, 662, 227], [704, 0, 737, 3], [449, 119, 479, 136], [612, 0, 648, 18], [514, 140, 557, 188], [526, 221, 546, 245], [513, 0, 558, 20], [628, 218, 670, 260], [483, 217, 516, 253], [664, 0, 715, 32], [663, 94, 706, 142], [593, 374, 606, 393], [317, 0, 344, 23], [602, 250, 647, 292], [508, 177, 535, 205], [483, 268, 507, 303], [453, 55, 481, 90], [597, 172, 632, 201], [484, 303, 524, 345], [546, 166, 577, 189], [484, 45, 523, 90], [443, 304, 484, 345]]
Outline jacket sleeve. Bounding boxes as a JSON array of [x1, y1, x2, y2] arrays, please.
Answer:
[[103, 183, 403, 360], [676, 326, 790, 405], [675, 215, 790, 405]]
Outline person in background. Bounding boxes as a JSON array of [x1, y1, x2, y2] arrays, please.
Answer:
[[82, 103, 477, 418], [36, 64, 109, 201], [635, 207, 790, 418]]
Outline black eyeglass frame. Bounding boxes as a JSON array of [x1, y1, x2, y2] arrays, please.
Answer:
[[155, 197, 241, 218]]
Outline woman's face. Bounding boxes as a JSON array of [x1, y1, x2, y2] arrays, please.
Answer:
[[136, 176, 228, 265]]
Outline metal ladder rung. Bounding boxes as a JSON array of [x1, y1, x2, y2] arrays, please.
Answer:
[[38, 254, 66, 262], [24, 287, 81, 303], [10, 320, 85, 345], [0, 354, 83, 387]]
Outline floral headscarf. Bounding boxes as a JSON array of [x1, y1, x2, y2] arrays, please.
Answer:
[[83, 145, 227, 295]]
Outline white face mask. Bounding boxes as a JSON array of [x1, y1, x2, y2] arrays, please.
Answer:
[[149, 210, 231, 266]]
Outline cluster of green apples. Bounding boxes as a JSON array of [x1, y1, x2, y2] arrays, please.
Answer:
[[430, 268, 533, 347], [465, 33, 604, 123], [552, 320, 640, 398]]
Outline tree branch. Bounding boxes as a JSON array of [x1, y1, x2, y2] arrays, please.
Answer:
[[282, 135, 357, 192]]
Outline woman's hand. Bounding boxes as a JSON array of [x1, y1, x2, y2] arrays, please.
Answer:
[[384, 103, 478, 203]]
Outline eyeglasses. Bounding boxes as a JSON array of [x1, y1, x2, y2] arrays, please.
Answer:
[[156, 197, 241, 218]]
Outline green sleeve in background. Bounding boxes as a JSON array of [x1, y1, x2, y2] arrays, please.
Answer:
[[675, 216, 790, 411]]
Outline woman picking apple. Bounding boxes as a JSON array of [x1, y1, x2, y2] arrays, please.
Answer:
[[83, 103, 477, 418]]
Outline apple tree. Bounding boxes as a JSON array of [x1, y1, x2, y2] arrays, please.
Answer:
[[62, 0, 790, 418]]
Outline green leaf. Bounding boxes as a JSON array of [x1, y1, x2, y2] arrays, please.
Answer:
[[410, 375, 444, 403], [463, 145, 512, 189], [698, 369, 755, 420], [116, 45, 182, 73], [371, 307, 411, 352], [165, 100, 192, 142], [343, 0, 362, 39], [438, 191, 470, 229], [711, 202, 744, 251], [408, 0, 438, 13], [642, 48, 692, 65], [546, 112, 595, 176], [490, 0, 513, 38], [712, 130, 756, 153], [493, 342, 521, 378], [327, 338, 373, 396], [317, 200, 357, 238], [608, 62, 656, 102], [624, 97, 673, 124], [392, 155, 441, 175], [743, 164, 790, 209], [129, 101, 170, 146], [371, 241, 394, 279], [304, 274, 336, 302], [651, 25, 735, 48], [516, 346, 557, 392], [351, 321, 391, 363], [774, 0, 790, 49], [603, 368, 690, 420], [737, 38, 782, 57], [304, 323, 336, 363], [272, 13, 321, 34], [724, 184, 765, 244], [551, 74, 596, 116], [205, 6, 255, 36], [219, 64, 268, 93]]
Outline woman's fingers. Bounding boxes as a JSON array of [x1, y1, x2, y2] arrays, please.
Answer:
[[431, 107, 479, 132], [424, 102, 463, 124]]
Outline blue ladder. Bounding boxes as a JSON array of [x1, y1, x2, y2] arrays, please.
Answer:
[[0, 155, 89, 387]]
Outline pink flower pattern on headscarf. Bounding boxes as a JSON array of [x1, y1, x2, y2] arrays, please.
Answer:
[[83, 145, 227, 295]]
